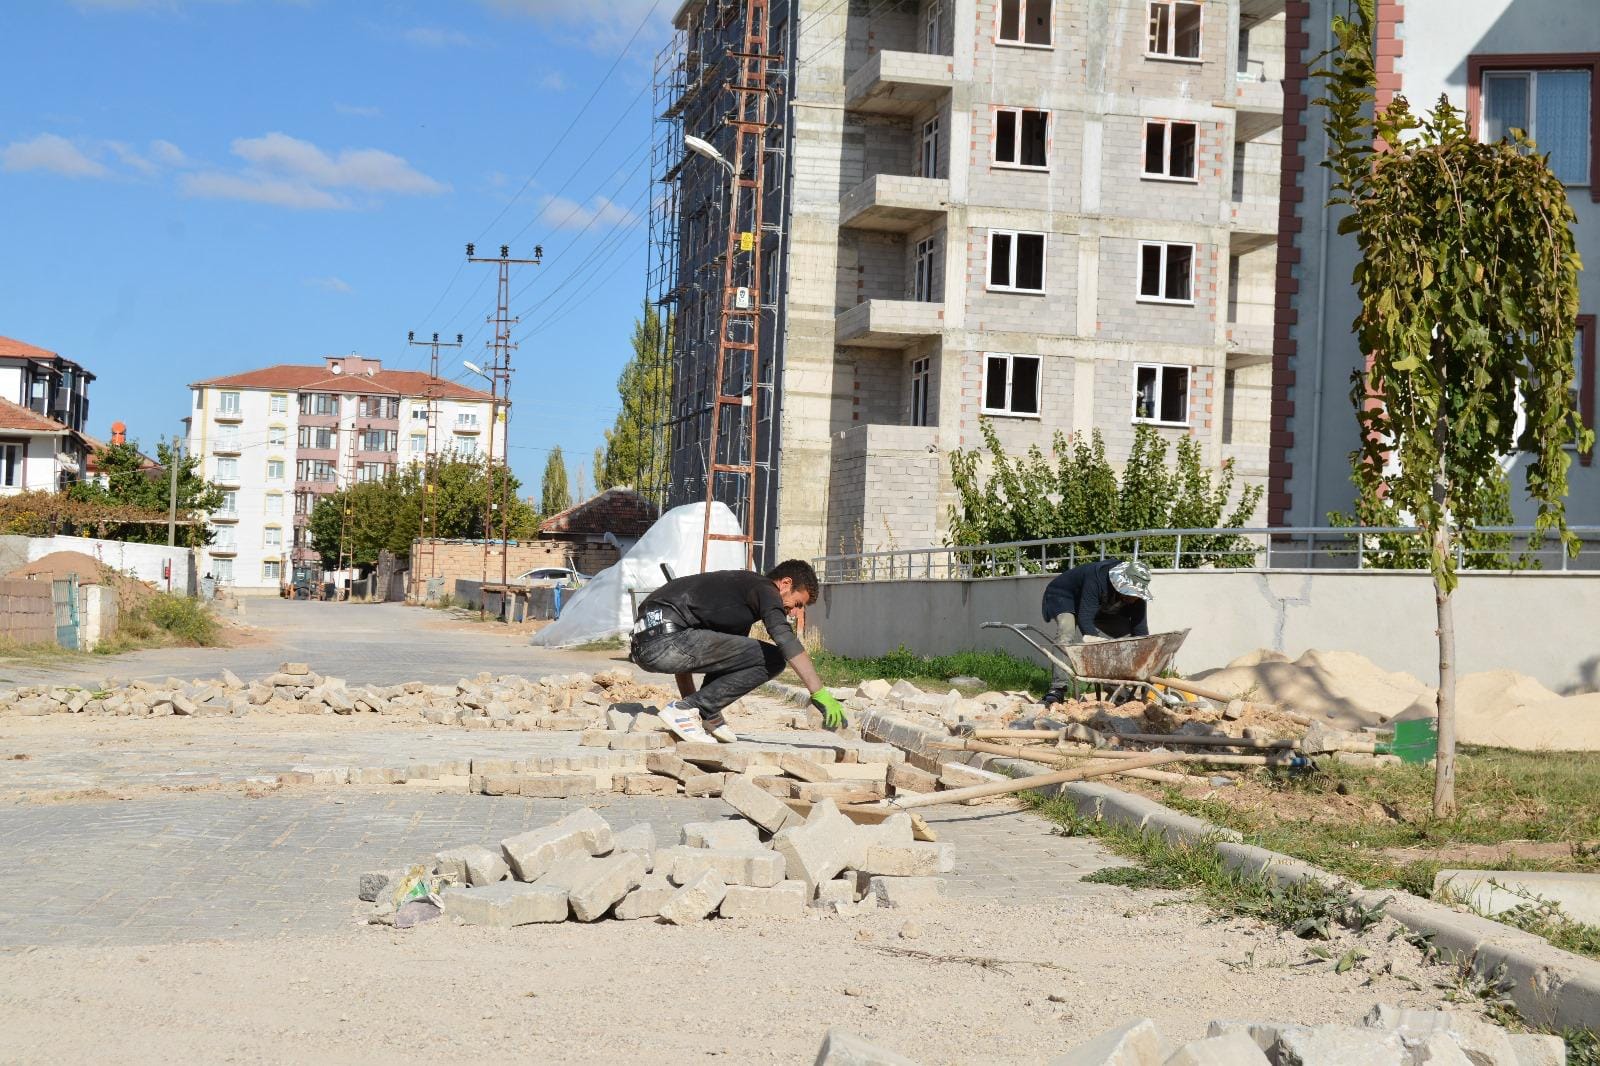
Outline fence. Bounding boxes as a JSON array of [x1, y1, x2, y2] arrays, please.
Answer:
[[0, 578, 57, 646], [813, 526, 1600, 583]]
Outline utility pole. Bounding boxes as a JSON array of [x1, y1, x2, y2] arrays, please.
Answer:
[[466, 242, 541, 621], [337, 418, 358, 597], [407, 330, 462, 602], [166, 433, 181, 547]]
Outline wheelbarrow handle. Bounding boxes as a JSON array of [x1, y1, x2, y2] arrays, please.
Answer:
[[981, 621, 1076, 676]]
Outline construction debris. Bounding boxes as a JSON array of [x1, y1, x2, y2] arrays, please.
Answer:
[[812, 1006, 1563, 1065], [363, 798, 956, 926]]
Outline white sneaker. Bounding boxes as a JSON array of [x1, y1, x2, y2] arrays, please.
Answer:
[[657, 702, 710, 742], [708, 722, 738, 744]]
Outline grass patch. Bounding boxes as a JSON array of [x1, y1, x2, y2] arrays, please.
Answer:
[[570, 635, 626, 652], [807, 646, 1049, 696], [94, 592, 220, 654], [0, 638, 82, 663]]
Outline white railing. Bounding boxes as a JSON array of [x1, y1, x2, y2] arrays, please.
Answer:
[[813, 526, 1599, 583]]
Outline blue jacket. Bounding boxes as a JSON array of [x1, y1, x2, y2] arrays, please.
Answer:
[[1040, 559, 1149, 637]]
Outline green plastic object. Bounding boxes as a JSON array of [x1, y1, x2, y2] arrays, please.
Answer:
[[1378, 718, 1439, 764]]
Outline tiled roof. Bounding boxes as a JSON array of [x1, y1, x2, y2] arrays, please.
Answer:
[[0, 397, 68, 433], [541, 488, 659, 538], [191, 363, 494, 401], [0, 335, 60, 360]]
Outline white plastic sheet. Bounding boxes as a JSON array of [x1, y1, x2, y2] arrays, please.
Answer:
[[529, 502, 747, 648]]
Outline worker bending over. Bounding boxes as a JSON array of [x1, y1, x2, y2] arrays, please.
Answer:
[[629, 560, 847, 742], [1039, 559, 1154, 707]]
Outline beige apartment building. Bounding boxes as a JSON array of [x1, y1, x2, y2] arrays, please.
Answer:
[[657, 0, 1284, 563]]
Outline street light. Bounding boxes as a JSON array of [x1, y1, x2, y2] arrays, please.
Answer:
[[684, 135, 734, 175], [462, 360, 486, 378]]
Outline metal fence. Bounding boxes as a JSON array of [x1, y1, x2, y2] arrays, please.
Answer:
[[812, 526, 1600, 583]]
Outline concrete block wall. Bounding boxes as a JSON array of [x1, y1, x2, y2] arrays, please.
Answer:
[[1094, 236, 1222, 345], [824, 424, 943, 555], [0, 578, 56, 646]]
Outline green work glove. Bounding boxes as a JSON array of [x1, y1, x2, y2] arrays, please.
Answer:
[[811, 690, 848, 731]]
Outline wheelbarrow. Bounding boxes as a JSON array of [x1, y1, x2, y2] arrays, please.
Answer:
[[982, 623, 1195, 706]]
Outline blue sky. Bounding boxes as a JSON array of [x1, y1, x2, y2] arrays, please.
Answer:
[[0, 0, 674, 497]]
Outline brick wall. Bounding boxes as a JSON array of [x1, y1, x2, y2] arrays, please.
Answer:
[[0, 578, 57, 646], [825, 424, 942, 555], [408, 539, 620, 602]]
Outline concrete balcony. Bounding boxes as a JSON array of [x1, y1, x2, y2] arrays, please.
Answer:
[[1230, 198, 1278, 254], [1226, 321, 1274, 369], [208, 542, 238, 557], [209, 510, 239, 523], [1235, 76, 1285, 141], [845, 51, 954, 116], [835, 300, 944, 349], [211, 439, 242, 456], [1240, 0, 1287, 25], [839, 175, 950, 233]]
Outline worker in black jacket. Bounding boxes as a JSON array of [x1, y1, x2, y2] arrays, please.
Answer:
[[628, 559, 847, 743], [1039, 559, 1154, 706]]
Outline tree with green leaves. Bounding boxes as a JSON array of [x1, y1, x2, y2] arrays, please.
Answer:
[[67, 439, 225, 547], [597, 302, 671, 498], [1318, 1, 1590, 815], [540, 447, 571, 516]]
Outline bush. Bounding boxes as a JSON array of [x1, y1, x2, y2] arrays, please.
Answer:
[[98, 592, 219, 652]]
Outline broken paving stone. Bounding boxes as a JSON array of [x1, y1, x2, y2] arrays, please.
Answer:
[[566, 851, 647, 921], [814, 878, 859, 905], [814, 1027, 922, 1066], [441, 882, 568, 927], [681, 819, 760, 851], [866, 876, 945, 907], [1362, 1005, 1517, 1066], [282, 662, 310, 676], [1506, 1034, 1566, 1066], [719, 880, 807, 919], [501, 808, 615, 882], [1165, 1031, 1271, 1066], [358, 869, 402, 902], [667, 846, 786, 889], [859, 842, 954, 877], [613, 822, 656, 858], [886, 764, 938, 793], [658, 870, 726, 925], [622, 773, 676, 796], [853, 679, 892, 701], [1046, 1017, 1163, 1066], [614, 873, 677, 920], [722, 774, 798, 835], [644, 751, 699, 782], [1278, 1025, 1404, 1066]]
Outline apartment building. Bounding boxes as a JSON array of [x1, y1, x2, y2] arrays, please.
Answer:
[[0, 334, 96, 493], [656, 0, 1284, 564], [1274, 0, 1598, 528], [186, 355, 503, 594]]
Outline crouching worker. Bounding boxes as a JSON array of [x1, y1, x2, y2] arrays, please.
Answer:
[[628, 559, 848, 743], [1039, 559, 1154, 707]]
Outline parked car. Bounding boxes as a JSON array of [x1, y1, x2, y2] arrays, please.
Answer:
[[516, 566, 588, 588]]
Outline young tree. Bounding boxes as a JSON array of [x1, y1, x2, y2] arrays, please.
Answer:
[[540, 446, 571, 516], [598, 302, 671, 497], [1319, 2, 1590, 815], [68, 439, 225, 546]]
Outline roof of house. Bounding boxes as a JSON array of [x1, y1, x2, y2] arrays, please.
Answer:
[[81, 432, 158, 472], [0, 335, 59, 361], [0, 397, 69, 434], [191, 363, 494, 401], [540, 487, 660, 539]]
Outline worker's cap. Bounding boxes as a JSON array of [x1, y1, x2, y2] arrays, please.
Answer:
[[1109, 560, 1154, 600]]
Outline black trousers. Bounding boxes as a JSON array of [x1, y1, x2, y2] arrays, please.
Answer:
[[629, 629, 787, 718]]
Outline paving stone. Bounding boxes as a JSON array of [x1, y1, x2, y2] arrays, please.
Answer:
[[815, 878, 859, 905], [1506, 1034, 1567, 1066], [611, 733, 671, 751], [566, 851, 648, 921], [722, 773, 799, 834], [681, 820, 761, 850], [1278, 1025, 1405, 1065], [1363, 1005, 1517, 1066], [1408, 1033, 1474, 1066], [645, 752, 699, 782], [866, 876, 945, 907], [1164, 1030, 1270, 1066], [793, 781, 884, 803], [1205, 1021, 1304, 1058], [887, 764, 939, 793], [471, 758, 523, 776], [658, 870, 726, 925], [667, 845, 786, 888], [814, 1027, 922, 1065], [1046, 1017, 1163, 1066], [622, 773, 677, 796], [613, 822, 657, 858], [719, 880, 807, 919], [779, 752, 834, 782], [358, 868, 402, 902], [772, 815, 856, 892], [479, 774, 523, 796], [581, 729, 622, 747], [441, 882, 568, 927], [614, 873, 677, 920], [501, 808, 614, 881], [684, 772, 726, 797], [858, 842, 955, 877]]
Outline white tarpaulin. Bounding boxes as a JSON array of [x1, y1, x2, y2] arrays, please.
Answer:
[[529, 502, 747, 648]]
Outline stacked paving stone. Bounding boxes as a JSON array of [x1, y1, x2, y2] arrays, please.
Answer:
[[816, 1006, 1564, 1065], [0, 663, 674, 732], [362, 796, 956, 927]]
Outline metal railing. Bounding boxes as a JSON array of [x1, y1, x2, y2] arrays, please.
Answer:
[[813, 526, 1599, 583]]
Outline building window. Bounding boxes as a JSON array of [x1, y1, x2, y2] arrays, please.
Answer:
[[411, 433, 428, 453], [1138, 241, 1196, 304], [215, 457, 239, 481], [296, 459, 336, 482], [1134, 364, 1191, 425], [264, 526, 283, 549], [299, 393, 339, 416], [994, 108, 1049, 168], [921, 116, 941, 178], [981, 353, 1042, 417], [298, 426, 336, 450], [359, 396, 400, 419], [0, 443, 21, 488], [914, 237, 938, 302], [357, 462, 390, 483], [988, 231, 1046, 293], [457, 412, 479, 428], [359, 429, 397, 452], [1148, 1, 1202, 61], [212, 526, 236, 550], [213, 558, 234, 582], [998, 0, 1050, 46], [1481, 68, 1593, 187], [454, 435, 478, 456], [910, 356, 933, 427], [1143, 120, 1198, 180], [266, 492, 284, 516], [268, 427, 286, 447], [923, 0, 942, 53], [214, 424, 240, 449], [270, 394, 288, 415], [267, 459, 285, 480], [263, 560, 282, 583], [411, 407, 430, 422], [218, 391, 241, 414], [295, 491, 315, 515], [218, 490, 237, 514], [194, 390, 203, 410]]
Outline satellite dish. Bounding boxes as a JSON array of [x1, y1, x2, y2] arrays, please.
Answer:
[[330, 365, 343, 375], [366, 367, 375, 376]]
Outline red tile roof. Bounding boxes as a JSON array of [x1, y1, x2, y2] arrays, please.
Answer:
[[0, 397, 68, 434], [541, 488, 659, 538], [0, 335, 60, 360], [191, 363, 494, 401]]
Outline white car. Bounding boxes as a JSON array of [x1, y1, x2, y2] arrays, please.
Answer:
[[517, 567, 587, 588]]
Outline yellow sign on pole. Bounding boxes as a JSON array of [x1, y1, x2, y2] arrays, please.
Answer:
[[740, 231, 754, 252]]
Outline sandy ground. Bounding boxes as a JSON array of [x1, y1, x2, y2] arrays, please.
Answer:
[[0, 891, 1467, 1066]]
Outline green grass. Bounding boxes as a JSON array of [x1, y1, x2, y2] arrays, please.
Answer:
[[571, 635, 627, 652], [807, 646, 1049, 696], [94, 592, 220, 654], [0, 638, 82, 663]]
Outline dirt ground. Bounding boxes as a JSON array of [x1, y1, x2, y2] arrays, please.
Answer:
[[0, 889, 1469, 1066]]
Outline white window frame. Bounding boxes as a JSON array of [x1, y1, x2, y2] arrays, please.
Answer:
[[1132, 363, 1193, 426], [263, 559, 282, 583], [212, 526, 236, 550], [980, 353, 1043, 418], [913, 237, 938, 302], [212, 558, 234, 583], [1481, 68, 1594, 188], [910, 356, 933, 427], [0, 442, 22, 488], [410, 433, 428, 453], [1137, 240, 1197, 305], [1147, 0, 1203, 62], [996, 0, 1052, 48], [218, 490, 237, 515], [218, 391, 241, 414], [263, 526, 283, 549], [921, 115, 941, 178], [986, 230, 1048, 294], [266, 459, 285, 481], [215, 457, 239, 481], [993, 107, 1051, 169], [266, 492, 284, 516], [269, 394, 288, 415], [267, 426, 287, 447], [457, 412, 479, 427], [455, 435, 478, 455], [923, 0, 942, 53], [1142, 120, 1200, 182]]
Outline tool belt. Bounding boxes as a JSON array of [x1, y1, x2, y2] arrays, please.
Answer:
[[631, 607, 685, 643]]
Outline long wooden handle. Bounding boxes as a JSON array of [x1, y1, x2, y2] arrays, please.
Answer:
[[933, 738, 1298, 769], [927, 740, 1212, 784], [882, 752, 1185, 810]]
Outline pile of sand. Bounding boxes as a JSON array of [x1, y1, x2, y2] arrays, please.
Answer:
[[1197, 649, 1600, 751], [7, 552, 159, 613]]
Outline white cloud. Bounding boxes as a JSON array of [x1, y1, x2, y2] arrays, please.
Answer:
[[305, 276, 354, 294], [107, 141, 158, 175], [180, 171, 347, 209], [539, 71, 568, 92], [481, 0, 668, 51], [149, 139, 190, 166], [403, 25, 471, 47], [538, 193, 637, 231], [177, 132, 447, 209], [335, 103, 382, 118], [1, 133, 111, 178]]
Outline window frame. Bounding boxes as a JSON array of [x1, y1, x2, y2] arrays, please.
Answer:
[[266, 492, 284, 516], [980, 353, 1043, 418], [986, 229, 1048, 294], [267, 426, 287, 447], [923, 0, 942, 54], [262, 559, 282, 583], [263, 525, 283, 549], [1146, 0, 1203, 63], [0, 441, 23, 488], [1142, 119, 1200, 182], [910, 356, 933, 427], [1132, 363, 1193, 427], [921, 115, 942, 178], [996, 0, 1052, 49], [217, 391, 241, 414], [1467, 53, 1600, 199], [269, 394, 288, 415], [1137, 240, 1198, 305], [992, 107, 1051, 170], [214, 457, 239, 482], [913, 236, 938, 302], [212, 557, 234, 583], [266, 459, 285, 481]]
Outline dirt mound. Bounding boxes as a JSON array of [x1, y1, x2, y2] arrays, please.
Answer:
[[10, 551, 110, 584], [1456, 685, 1600, 751], [1194, 648, 1433, 728]]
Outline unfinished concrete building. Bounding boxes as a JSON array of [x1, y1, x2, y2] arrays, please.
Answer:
[[652, 0, 1285, 564]]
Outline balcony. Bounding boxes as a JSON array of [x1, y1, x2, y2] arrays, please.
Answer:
[[1229, 199, 1277, 254], [213, 408, 243, 424], [1240, 0, 1287, 25], [835, 300, 943, 349], [211, 438, 242, 456], [839, 175, 950, 233], [208, 543, 238, 557], [845, 51, 954, 116], [1226, 321, 1274, 369], [1235, 75, 1285, 141]]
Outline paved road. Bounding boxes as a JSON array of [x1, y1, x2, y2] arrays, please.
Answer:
[[0, 599, 618, 688]]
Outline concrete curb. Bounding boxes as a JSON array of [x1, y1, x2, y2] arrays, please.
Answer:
[[854, 706, 1600, 1033]]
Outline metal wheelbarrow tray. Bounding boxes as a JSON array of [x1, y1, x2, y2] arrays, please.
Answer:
[[982, 623, 1192, 704]]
